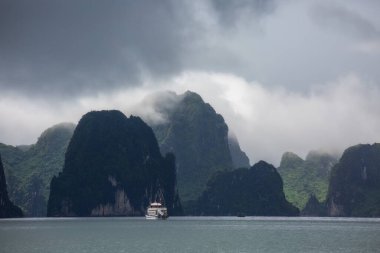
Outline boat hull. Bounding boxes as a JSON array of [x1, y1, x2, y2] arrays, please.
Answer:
[[145, 214, 168, 220], [145, 214, 159, 220]]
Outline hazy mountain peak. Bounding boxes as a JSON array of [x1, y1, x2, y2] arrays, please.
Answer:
[[37, 122, 76, 147], [150, 90, 238, 203], [279, 152, 304, 169], [182, 90, 204, 102], [305, 150, 338, 163]]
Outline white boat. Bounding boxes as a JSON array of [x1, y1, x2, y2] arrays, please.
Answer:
[[145, 202, 168, 220]]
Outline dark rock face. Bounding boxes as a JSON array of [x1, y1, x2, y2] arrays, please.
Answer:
[[278, 151, 337, 209], [152, 91, 248, 203], [228, 132, 250, 169], [301, 194, 326, 217], [0, 123, 75, 216], [326, 143, 380, 217], [0, 154, 23, 218], [47, 110, 181, 217], [195, 161, 299, 216]]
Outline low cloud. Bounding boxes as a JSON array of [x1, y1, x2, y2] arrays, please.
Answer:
[[1, 72, 379, 166], [0, 96, 80, 145], [1, 0, 379, 166], [211, 0, 278, 25]]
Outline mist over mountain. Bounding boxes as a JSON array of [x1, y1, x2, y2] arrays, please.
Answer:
[[149, 91, 249, 203], [327, 143, 380, 217], [47, 110, 181, 217], [0, 91, 249, 217], [0, 154, 23, 218], [1, 91, 379, 218], [0, 0, 379, 223], [0, 123, 75, 216], [194, 161, 299, 216], [278, 151, 338, 209]]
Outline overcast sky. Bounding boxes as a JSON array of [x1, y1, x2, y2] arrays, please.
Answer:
[[1, 0, 380, 165]]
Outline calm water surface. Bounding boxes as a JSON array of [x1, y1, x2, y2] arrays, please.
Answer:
[[1, 217, 380, 253]]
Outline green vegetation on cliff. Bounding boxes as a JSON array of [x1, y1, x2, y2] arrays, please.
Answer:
[[47, 110, 181, 217], [327, 143, 380, 217], [278, 151, 337, 209], [0, 154, 23, 218], [0, 123, 75, 216], [194, 161, 299, 216]]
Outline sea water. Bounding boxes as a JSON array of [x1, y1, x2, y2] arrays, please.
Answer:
[[1, 217, 380, 253]]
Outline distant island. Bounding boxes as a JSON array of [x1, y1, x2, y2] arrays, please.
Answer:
[[194, 161, 299, 216], [47, 110, 182, 217]]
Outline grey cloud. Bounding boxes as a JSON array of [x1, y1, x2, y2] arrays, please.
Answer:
[[211, 0, 277, 25], [0, 0, 281, 98], [212, 0, 276, 24], [1, 0, 379, 101], [311, 2, 380, 40], [0, 0, 184, 97], [1, 0, 380, 164]]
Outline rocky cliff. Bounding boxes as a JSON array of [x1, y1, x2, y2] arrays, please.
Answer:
[[228, 132, 250, 169], [195, 161, 299, 216], [0, 154, 23, 218], [47, 110, 181, 217], [151, 91, 249, 203], [326, 143, 380, 217]]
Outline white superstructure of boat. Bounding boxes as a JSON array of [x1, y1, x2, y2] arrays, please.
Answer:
[[145, 202, 168, 220]]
